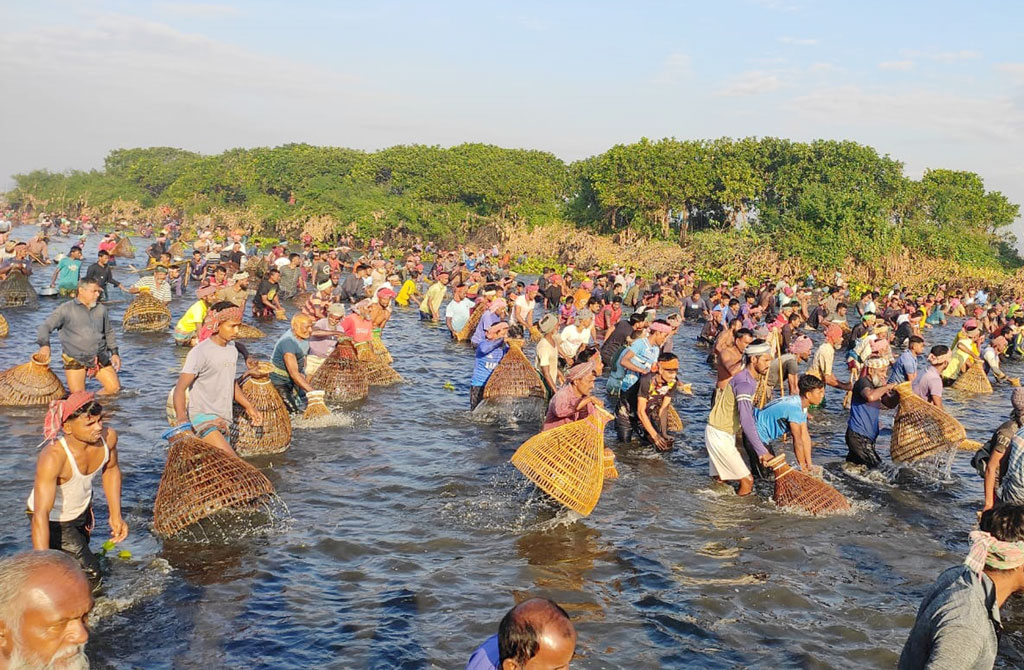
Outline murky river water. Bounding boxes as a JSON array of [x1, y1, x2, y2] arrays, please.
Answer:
[[1, 231, 1023, 669]]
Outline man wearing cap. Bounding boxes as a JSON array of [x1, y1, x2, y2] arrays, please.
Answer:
[[37, 278, 121, 395], [126, 265, 172, 303], [705, 338, 775, 495], [302, 278, 335, 320], [846, 356, 898, 469], [216, 271, 251, 309], [50, 245, 84, 297], [543, 359, 603, 431], [173, 302, 260, 454], [558, 310, 594, 363], [307, 303, 347, 377], [174, 285, 219, 347], [618, 352, 679, 449], [420, 272, 450, 322], [534, 313, 562, 395], [445, 283, 475, 338], [27, 391, 127, 585], [469, 311, 509, 410], [369, 287, 395, 329]]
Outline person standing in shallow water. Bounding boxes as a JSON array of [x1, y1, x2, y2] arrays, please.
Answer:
[[466, 597, 576, 670]]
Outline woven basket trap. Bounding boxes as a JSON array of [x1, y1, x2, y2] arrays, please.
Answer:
[[890, 382, 966, 463], [231, 372, 292, 456], [768, 454, 850, 515], [308, 341, 369, 402], [0, 313, 7, 338], [953, 362, 993, 395], [236, 323, 266, 340], [456, 303, 487, 342], [483, 339, 544, 400], [122, 291, 171, 332], [112, 237, 135, 258], [0, 353, 66, 407], [0, 272, 37, 307]]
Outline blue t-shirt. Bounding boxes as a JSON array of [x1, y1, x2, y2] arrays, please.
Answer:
[[55, 256, 82, 290], [848, 377, 882, 440], [471, 337, 508, 387], [755, 395, 807, 444], [270, 331, 309, 383], [889, 349, 918, 384], [466, 634, 499, 670], [620, 338, 659, 391]]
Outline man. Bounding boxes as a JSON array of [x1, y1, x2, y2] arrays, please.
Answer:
[[534, 314, 561, 395], [307, 303, 347, 377], [37, 278, 121, 395], [396, 269, 421, 307], [618, 352, 679, 449], [199, 264, 230, 292], [705, 339, 775, 496], [173, 285, 218, 347], [126, 265, 173, 303], [755, 374, 824, 471], [715, 327, 753, 391], [610, 319, 671, 397], [445, 283, 475, 337], [943, 321, 983, 385], [336, 263, 370, 304], [82, 250, 124, 301], [806, 324, 852, 394], [766, 336, 812, 397], [543, 360, 603, 431], [681, 289, 711, 322], [0, 242, 34, 282], [594, 295, 623, 344], [600, 312, 645, 370], [420, 272, 449, 322], [27, 391, 127, 588], [982, 336, 1014, 385], [173, 303, 261, 455], [253, 268, 282, 320], [216, 271, 251, 309], [25, 232, 51, 263], [898, 504, 1024, 670], [558, 311, 594, 363], [513, 284, 538, 331], [147, 234, 168, 263], [470, 318, 509, 410], [913, 346, 950, 409], [369, 287, 394, 329], [980, 389, 1024, 509], [50, 246, 83, 297], [846, 356, 897, 469], [270, 314, 315, 413], [466, 597, 576, 670], [890, 335, 925, 385], [0, 551, 94, 670], [341, 299, 374, 343], [278, 253, 305, 299]]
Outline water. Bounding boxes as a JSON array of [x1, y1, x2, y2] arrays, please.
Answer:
[[2, 230, 1024, 669]]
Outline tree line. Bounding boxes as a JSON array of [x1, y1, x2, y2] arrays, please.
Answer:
[[5, 138, 1020, 271]]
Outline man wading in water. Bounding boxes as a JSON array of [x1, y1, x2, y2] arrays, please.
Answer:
[[26, 392, 127, 589]]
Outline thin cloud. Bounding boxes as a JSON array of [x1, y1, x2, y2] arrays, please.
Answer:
[[713, 70, 785, 97], [996, 63, 1024, 81], [779, 36, 818, 46], [879, 60, 915, 71], [901, 49, 982, 63], [653, 52, 692, 85], [154, 2, 240, 18], [808, 62, 841, 73]]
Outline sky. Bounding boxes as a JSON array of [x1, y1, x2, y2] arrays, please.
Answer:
[[1, 0, 1023, 238]]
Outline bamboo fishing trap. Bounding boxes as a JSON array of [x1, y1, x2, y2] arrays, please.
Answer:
[[231, 365, 292, 456], [456, 303, 487, 342], [953, 362, 994, 395], [111, 237, 135, 258], [308, 339, 369, 402], [354, 340, 403, 386], [235, 323, 266, 340], [0, 353, 66, 406], [122, 290, 171, 332], [767, 454, 850, 515], [0, 272, 37, 308], [510, 407, 613, 517], [482, 339, 544, 401], [152, 425, 278, 539], [890, 381, 967, 463], [0, 313, 8, 338], [371, 328, 393, 364]]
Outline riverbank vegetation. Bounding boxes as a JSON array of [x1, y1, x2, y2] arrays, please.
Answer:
[[6, 138, 1020, 289]]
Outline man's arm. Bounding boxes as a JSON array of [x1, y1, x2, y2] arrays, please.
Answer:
[[619, 349, 649, 375], [173, 372, 196, 425], [101, 428, 128, 543], [984, 445, 1008, 511], [284, 352, 313, 391], [30, 445, 64, 550], [790, 420, 812, 470], [234, 381, 262, 425]]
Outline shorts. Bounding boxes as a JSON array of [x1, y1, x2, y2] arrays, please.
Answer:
[[190, 413, 223, 438], [172, 329, 195, 346], [419, 311, 433, 321], [27, 505, 101, 587], [62, 351, 112, 375], [705, 424, 750, 481]]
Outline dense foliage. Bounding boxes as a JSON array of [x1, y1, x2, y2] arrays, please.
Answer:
[[6, 138, 1019, 271]]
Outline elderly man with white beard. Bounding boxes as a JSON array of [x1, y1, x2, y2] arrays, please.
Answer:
[[0, 550, 93, 670]]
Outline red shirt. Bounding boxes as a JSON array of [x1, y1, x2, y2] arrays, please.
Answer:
[[340, 314, 373, 343]]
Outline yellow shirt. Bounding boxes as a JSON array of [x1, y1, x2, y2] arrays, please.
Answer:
[[175, 300, 208, 334], [396, 280, 416, 306]]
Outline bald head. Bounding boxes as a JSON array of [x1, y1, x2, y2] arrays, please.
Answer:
[[499, 598, 576, 670]]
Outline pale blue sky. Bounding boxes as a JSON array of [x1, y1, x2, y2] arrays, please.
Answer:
[[2, 1, 1022, 236]]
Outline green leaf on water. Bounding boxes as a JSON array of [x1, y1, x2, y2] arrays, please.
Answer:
[[118, 550, 132, 560], [101, 540, 116, 552]]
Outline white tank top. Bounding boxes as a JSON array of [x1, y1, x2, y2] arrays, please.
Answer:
[[27, 436, 109, 522]]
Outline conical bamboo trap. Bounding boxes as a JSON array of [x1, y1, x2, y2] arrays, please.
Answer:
[[231, 367, 292, 456], [768, 454, 850, 515], [0, 272, 37, 308], [483, 339, 544, 400], [0, 313, 7, 338], [890, 382, 967, 463], [308, 339, 369, 402], [953, 362, 994, 395], [456, 303, 487, 342], [371, 328, 393, 364], [529, 325, 541, 342], [152, 426, 277, 538], [0, 353, 66, 406], [353, 340, 402, 385], [111, 237, 135, 258], [122, 290, 171, 332], [168, 241, 185, 258], [236, 323, 266, 340], [666, 405, 683, 432], [510, 407, 612, 517], [302, 390, 330, 419]]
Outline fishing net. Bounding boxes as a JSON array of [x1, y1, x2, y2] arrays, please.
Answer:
[[0, 313, 7, 338], [768, 454, 850, 515], [890, 381, 967, 463], [122, 290, 171, 332], [302, 389, 330, 419], [456, 303, 487, 342], [0, 353, 66, 406], [0, 272, 37, 308], [236, 323, 266, 340], [111, 238, 135, 258], [666, 405, 683, 433], [231, 366, 292, 456], [167, 241, 186, 258], [152, 426, 277, 539], [483, 339, 544, 400], [510, 408, 612, 517], [308, 339, 369, 402], [953, 362, 994, 394], [371, 328, 393, 364]]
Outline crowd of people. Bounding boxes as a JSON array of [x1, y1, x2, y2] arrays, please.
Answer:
[[3, 213, 1024, 669]]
